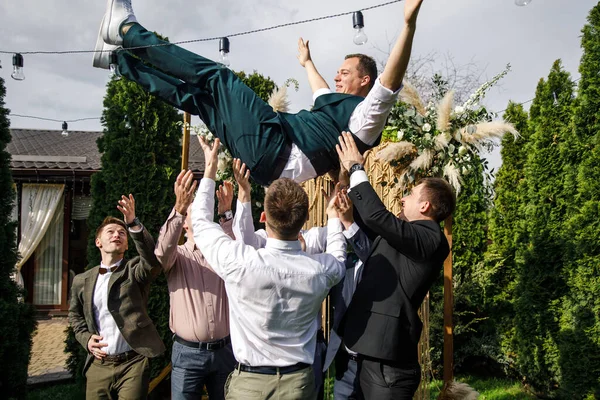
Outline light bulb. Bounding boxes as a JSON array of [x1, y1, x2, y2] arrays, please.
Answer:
[[352, 11, 368, 45], [219, 50, 230, 67], [11, 53, 25, 81], [109, 51, 121, 80], [353, 28, 368, 45], [219, 37, 231, 67], [61, 121, 69, 138], [515, 0, 532, 6]]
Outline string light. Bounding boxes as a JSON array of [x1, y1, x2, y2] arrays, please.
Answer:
[[218, 37, 230, 67], [61, 121, 69, 137], [352, 11, 368, 45], [0, 0, 402, 58], [515, 0, 532, 6], [11, 53, 25, 81]]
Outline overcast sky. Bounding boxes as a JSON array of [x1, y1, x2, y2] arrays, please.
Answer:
[[1, 0, 596, 171]]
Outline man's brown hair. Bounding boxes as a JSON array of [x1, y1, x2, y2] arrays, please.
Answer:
[[264, 178, 309, 239], [95, 216, 128, 239], [417, 178, 456, 223], [345, 53, 378, 90]]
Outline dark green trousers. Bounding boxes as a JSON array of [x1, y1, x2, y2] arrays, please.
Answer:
[[118, 23, 290, 186]]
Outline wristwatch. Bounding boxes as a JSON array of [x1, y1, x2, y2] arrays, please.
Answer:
[[218, 210, 233, 221], [348, 163, 365, 175], [126, 217, 141, 228]]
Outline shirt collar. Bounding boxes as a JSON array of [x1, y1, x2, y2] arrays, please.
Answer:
[[100, 258, 123, 272], [265, 238, 302, 251]]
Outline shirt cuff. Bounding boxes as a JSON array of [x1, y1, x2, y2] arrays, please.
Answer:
[[371, 76, 402, 101], [128, 225, 143, 234], [200, 177, 216, 193], [343, 222, 360, 239], [349, 170, 369, 189], [313, 87, 333, 102]]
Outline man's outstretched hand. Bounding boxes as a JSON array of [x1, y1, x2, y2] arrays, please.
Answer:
[[336, 131, 365, 172], [198, 136, 220, 181]]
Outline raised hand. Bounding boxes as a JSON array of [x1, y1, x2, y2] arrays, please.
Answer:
[[336, 189, 354, 230], [117, 194, 136, 225], [297, 38, 312, 68], [323, 182, 342, 219], [198, 136, 220, 180], [233, 158, 251, 203], [217, 181, 234, 214], [174, 169, 197, 215], [336, 131, 365, 172]]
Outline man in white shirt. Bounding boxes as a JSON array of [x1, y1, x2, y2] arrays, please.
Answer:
[[95, 0, 425, 186], [68, 195, 165, 399], [191, 138, 346, 399]]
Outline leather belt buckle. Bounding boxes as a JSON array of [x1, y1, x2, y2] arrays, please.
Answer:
[[206, 340, 221, 351]]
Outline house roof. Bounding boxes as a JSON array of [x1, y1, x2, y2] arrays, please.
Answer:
[[8, 129, 205, 172]]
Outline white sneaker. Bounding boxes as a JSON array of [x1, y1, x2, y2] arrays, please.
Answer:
[[93, 16, 120, 69], [101, 0, 137, 46]]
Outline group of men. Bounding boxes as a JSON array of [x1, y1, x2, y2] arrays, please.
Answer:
[[68, 0, 457, 398]]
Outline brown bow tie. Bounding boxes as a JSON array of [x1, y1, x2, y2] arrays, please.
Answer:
[[99, 266, 119, 275]]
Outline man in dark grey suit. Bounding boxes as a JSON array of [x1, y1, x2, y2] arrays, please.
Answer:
[[336, 132, 456, 400], [68, 194, 165, 399]]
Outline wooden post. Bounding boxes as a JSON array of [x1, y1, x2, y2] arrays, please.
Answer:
[[181, 112, 191, 170], [443, 215, 454, 384]]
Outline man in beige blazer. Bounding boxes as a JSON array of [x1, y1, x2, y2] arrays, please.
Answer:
[[68, 194, 165, 399]]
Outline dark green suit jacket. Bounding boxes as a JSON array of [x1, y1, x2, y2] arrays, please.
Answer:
[[68, 226, 165, 373]]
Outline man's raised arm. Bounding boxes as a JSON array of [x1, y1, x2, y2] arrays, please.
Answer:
[[379, 0, 424, 92], [297, 38, 331, 95]]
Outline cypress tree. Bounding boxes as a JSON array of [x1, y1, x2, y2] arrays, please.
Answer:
[[0, 75, 37, 398], [480, 102, 530, 371], [556, 2, 600, 396], [512, 60, 575, 393]]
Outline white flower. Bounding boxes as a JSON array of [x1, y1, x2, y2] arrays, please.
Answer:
[[424, 133, 432, 141], [397, 129, 405, 140], [255, 202, 262, 208], [206, 132, 214, 141], [454, 106, 465, 114], [458, 146, 468, 156], [422, 123, 432, 132]]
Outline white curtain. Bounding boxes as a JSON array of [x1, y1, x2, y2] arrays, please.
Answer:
[[15, 184, 65, 288], [33, 196, 64, 305]]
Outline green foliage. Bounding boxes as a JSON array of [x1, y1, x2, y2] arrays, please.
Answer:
[[428, 375, 537, 400], [65, 72, 181, 382], [0, 76, 37, 399], [511, 60, 575, 393]]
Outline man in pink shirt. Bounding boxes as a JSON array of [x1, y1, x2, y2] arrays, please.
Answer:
[[155, 170, 236, 400]]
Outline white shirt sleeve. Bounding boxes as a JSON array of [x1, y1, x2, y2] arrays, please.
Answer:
[[232, 199, 267, 249], [313, 87, 334, 102], [191, 178, 258, 279], [348, 77, 401, 145], [302, 226, 328, 254], [323, 218, 346, 285]]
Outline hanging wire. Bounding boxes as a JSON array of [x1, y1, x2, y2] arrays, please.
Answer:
[[0, 0, 403, 56]]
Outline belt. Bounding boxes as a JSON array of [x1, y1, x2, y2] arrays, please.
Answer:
[[238, 362, 310, 375], [174, 334, 230, 351], [101, 350, 138, 363]]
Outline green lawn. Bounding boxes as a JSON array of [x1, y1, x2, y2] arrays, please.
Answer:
[[429, 376, 536, 400], [27, 382, 84, 400]]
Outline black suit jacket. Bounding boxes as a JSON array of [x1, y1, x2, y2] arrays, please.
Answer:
[[343, 181, 449, 364]]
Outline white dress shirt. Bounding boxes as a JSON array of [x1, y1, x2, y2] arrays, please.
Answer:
[[192, 178, 346, 367], [232, 199, 327, 255], [92, 259, 132, 355], [280, 77, 400, 183]]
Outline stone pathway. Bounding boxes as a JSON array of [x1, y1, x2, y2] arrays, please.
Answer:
[[27, 318, 72, 385]]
